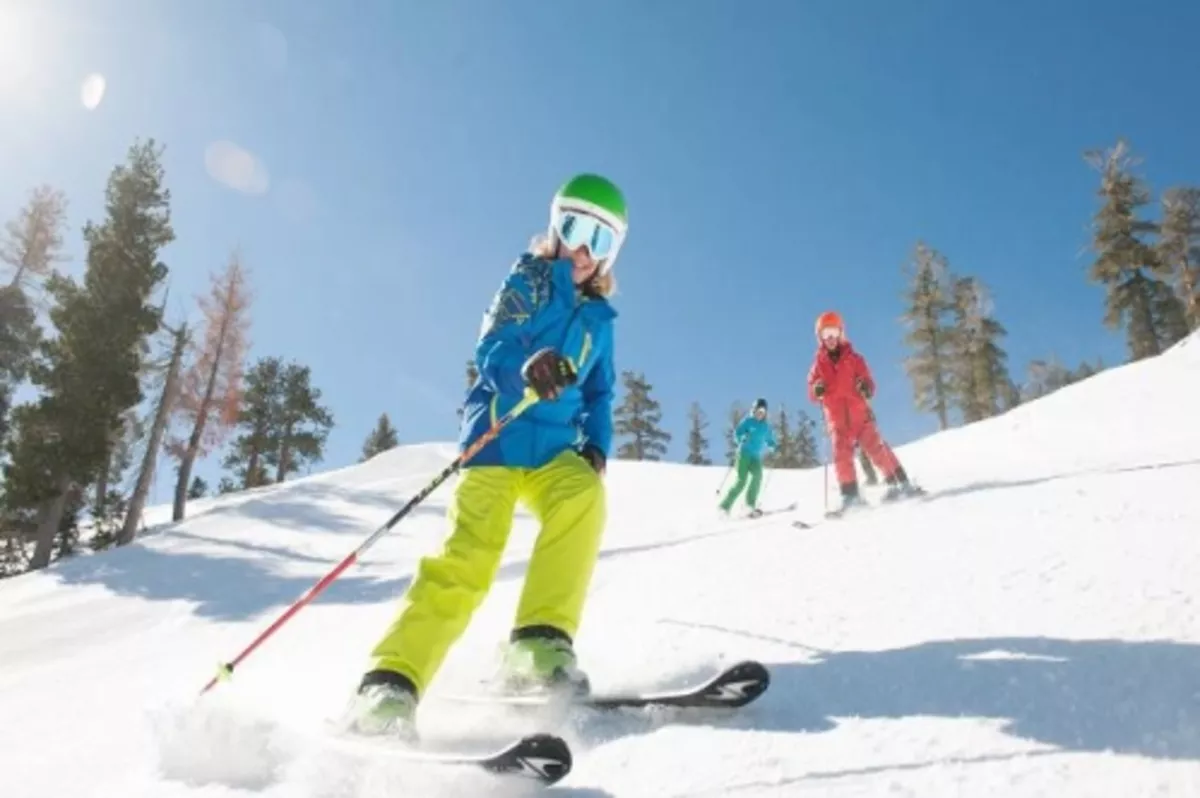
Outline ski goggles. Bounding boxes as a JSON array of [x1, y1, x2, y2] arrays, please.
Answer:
[[819, 326, 842, 341], [553, 208, 620, 261]]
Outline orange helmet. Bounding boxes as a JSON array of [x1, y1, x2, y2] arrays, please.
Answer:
[[814, 311, 845, 342]]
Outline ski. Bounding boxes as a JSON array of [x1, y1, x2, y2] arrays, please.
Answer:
[[321, 731, 572, 786], [584, 659, 770, 710], [438, 659, 770, 712]]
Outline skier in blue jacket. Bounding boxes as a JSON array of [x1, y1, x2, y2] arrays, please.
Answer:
[[347, 174, 626, 741], [719, 398, 777, 517]]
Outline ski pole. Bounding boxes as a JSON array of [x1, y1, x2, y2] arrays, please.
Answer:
[[199, 387, 540, 695]]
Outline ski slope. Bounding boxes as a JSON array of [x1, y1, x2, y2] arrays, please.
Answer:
[[2, 333, 1200, 797]]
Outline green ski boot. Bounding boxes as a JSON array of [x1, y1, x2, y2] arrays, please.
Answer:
[[346, 672, 418, 742], [500, 627, 591, 697]]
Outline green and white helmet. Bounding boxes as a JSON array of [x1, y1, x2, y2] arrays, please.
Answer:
[[549, 173, 628, 273]]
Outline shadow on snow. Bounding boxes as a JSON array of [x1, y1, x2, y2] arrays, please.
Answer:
[[568, 634, 1200, 770]]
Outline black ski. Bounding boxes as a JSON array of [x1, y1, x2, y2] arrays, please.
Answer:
[[584, 659, 770, 710], [322, 731, 572, 786], [438, 660, 770, 712]]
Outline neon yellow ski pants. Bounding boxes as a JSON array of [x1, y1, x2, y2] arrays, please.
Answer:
[[365, 449, 606, 696]]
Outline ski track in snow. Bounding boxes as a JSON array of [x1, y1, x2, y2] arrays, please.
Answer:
[[2, 332, 1200, 797]]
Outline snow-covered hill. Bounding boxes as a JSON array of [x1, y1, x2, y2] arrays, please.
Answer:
[[2, 332, 1199, 797]]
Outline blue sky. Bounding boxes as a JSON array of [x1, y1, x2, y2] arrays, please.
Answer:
[[3, 0, 1199, 504]]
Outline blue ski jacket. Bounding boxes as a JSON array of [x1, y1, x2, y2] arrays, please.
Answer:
[[459, 253, 617, 469], [734, 415, 777, 462]]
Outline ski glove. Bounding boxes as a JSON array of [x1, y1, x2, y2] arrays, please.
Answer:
[[855, 378, 872, 399], [521, 347, 577, 400], [813, 381, 826, 398], [580, 444, 606, 475]]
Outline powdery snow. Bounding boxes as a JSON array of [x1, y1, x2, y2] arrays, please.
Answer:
[[2, 333, 1199, 797]]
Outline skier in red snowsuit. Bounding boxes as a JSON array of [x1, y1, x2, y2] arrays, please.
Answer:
[[807, 311, 921, 509]]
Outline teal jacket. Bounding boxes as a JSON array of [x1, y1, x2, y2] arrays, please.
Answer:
[[734, 415, 777, 461]]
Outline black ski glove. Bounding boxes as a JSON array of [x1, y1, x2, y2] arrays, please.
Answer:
[[579, 444, 606, 475], [521, 347, 577, 400], [813, 381, 826, 398], [856, 378, 872, 399]]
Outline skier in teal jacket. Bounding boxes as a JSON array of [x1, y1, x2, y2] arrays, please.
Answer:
[[719, 398, 776, 517]]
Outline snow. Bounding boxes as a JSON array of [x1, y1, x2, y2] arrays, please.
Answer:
[[2, 332, 1200, 797]]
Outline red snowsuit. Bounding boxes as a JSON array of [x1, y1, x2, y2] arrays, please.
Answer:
[[807, 341, 901, 487]]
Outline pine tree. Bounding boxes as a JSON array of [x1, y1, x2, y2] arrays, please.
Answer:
[[361, 413, 399, 461], [765, 405, 802, 468], [0, 187, 68, 443], [685, 402, 711, 465], [188, 476, 209, 499], [1157, 187, 1200, 332], [612, 371, 670, 461], [1, 184, 68, 294], [947, 276, 1011, 423], [900, 241, 954, 429], [166, 251, 251, 521], [724, 402, 746, 464], [4, 139, 173, 570], [221, 357, 334, 487], [1083, 139, 1183, 359], [794, 408, 821, 468]]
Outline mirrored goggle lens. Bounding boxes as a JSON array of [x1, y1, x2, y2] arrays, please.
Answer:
[[820, 326, 841, 340], [555, 211, 617, 260]]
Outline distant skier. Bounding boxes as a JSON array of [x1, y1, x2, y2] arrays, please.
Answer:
[[719, 398, 777, 517], [345, 174, 628, 740], [807, 311, 921, 510]]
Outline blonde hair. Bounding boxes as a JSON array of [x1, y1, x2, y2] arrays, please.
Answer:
[[528, 233, 618, 298]]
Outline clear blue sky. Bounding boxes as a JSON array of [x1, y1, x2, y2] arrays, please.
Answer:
[[3, 0, 1199, 504]]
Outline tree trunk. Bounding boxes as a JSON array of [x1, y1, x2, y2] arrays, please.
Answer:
[[120, 323, 187, 545], [172, 311, 230, 521], [28, 477, 71, 570], [275, 423, 293, 483]]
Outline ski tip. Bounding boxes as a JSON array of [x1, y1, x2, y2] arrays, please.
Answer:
[[486, 733, 572, 785]]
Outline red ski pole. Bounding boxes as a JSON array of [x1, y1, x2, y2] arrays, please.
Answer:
[[199, 388, 539, 695]]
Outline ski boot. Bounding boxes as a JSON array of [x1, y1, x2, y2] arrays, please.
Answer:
[[747, 506, 763, 519], [829, 481, 867, 517], [345, 670, 419, 742], [881, 467, 925, 502], [498, 625, 591, 698]]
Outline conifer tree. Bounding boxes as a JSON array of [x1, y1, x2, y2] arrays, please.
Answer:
[[458, 360, 479, 420], [221, 357, 334, 487], [685, 402, 711, 465], [4, 139, 173, 570], [947, 276, 1011, 423], [765, 405, 801, 468], [166, 251, 251, 521], [1, 184, 68, 294], [1083, 139, 1184, 359], [794, 408, 821, 468], [0, 187, 68, 442], [900, 241, 954, 429], [1157, 187, 1200, 332], [613, 370, 670, 461], [188, 476, 209, 499], [724, 401, 746, 464], [361, 413, 399, 461]]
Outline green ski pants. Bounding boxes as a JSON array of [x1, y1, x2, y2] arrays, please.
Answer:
[[720, 455, 764, 511]]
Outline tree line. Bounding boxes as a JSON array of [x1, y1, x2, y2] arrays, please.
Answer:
[[0, 140, 336, 576], [901, 137, 1198, 431]]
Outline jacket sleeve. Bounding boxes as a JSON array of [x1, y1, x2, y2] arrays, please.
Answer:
[[806, 358, 824, 403], [733, 417, 749, 444], [853, 351, 876, 398], [579, 327, 615, 456], [474, 261, 542, 398]]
